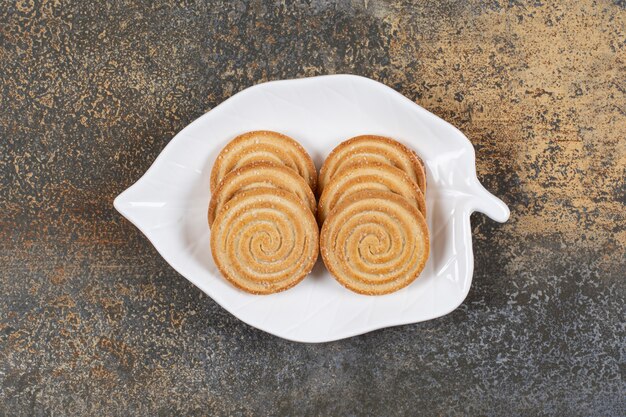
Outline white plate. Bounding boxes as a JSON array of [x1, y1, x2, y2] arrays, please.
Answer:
[[114, 75, 509, 343]]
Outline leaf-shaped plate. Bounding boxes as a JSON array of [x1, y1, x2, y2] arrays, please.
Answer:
[[114, 75, 509, 343]]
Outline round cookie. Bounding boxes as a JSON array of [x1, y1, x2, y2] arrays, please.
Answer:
[[318, 135, 426, 194], [317, 162, 425, 224], [210, 188, 319, 295], [209, 162, 316, 227], [210, 131, 317, 193], [320, 190, 429, 295]]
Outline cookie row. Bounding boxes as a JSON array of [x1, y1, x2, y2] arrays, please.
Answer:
[[319, 136, 430, 295], [209, 131, 319, 295]]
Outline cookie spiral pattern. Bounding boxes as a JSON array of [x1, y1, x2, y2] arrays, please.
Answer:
[[209, 162, 316, 226], [319, 135, 426, 194], [317, 162, 426, 224], [210, 188, 319, 295], [320, 190, 429, 295], [210, 131, 317, 192]]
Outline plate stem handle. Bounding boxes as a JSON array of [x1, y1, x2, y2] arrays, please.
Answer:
[[469, 183, 510, 223]]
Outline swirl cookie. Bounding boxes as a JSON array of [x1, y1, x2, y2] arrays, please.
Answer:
[[208, 162, 316, 227], [317, 162, 426, 224], [320, 190, 429, 295], [210, 131, 317, 193], [318, 135, 426, 194], [210, 188, 319, 295]]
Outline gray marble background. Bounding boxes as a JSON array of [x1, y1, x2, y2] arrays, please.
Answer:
[[1, 0, 624, 415]]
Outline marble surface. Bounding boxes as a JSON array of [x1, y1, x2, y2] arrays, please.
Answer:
[[1, 0, 624, 415]]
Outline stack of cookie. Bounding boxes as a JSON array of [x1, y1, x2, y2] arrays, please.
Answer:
[[209, 131, 319, 295], [318, 135, 430, 295]]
